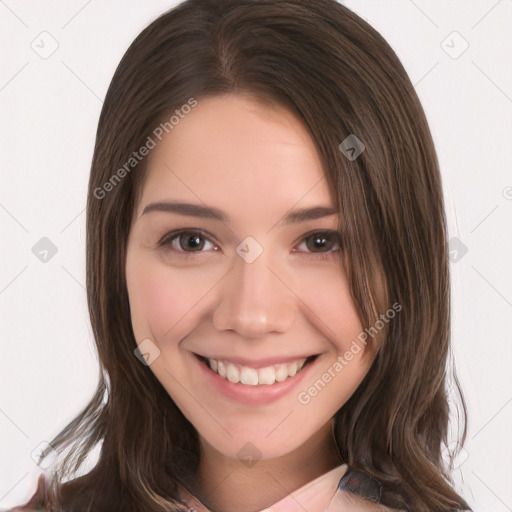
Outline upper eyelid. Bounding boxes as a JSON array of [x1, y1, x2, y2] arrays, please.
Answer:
[[157, 228, 218, 246]]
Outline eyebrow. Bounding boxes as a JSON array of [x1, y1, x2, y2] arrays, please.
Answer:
[[141, 201, 337, 226]]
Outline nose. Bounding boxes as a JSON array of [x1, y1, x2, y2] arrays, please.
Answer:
[[212, 250, 296, 338]]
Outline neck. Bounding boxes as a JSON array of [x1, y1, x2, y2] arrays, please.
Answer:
[[195, 420, 343, 512]]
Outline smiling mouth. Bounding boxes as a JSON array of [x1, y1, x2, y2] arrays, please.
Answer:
[[194, 354, 318, 386]]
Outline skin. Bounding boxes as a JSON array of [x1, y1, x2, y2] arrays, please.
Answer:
[[125, 94, 380, 512]]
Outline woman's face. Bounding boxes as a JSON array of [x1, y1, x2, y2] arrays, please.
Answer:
[[126, 94, 377, 461]]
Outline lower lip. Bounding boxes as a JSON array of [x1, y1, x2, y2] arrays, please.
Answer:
[[193, 353, 319, 406]]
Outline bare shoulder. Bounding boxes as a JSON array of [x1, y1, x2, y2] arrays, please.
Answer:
[[4, 474, 50, 512]]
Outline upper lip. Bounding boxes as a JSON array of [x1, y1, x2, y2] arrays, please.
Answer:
[[194, 352, 317, 368]]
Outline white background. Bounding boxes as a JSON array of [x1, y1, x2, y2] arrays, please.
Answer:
[[1, 1, 511, 510]]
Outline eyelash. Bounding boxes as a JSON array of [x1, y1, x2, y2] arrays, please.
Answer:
[[156, 229, 341, 261]]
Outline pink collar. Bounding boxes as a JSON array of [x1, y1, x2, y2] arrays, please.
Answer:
[[177, 463, 349, 512]]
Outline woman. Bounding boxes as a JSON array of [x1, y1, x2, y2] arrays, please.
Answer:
[[10, 0, 472, 510]]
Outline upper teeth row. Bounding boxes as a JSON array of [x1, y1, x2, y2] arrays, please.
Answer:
[[208, 358, 308, 385]]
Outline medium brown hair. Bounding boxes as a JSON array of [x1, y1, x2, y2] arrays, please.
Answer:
[[41, 1, 471, 510]]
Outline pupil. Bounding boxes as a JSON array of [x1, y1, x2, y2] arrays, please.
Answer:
[[181, 233, 204, 251], [308, 234, 330, 252]]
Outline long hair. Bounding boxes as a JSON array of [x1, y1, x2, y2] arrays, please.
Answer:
[[40, 1, 471, 510]]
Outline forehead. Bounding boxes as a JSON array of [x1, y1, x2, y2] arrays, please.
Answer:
[[137, 94, 334, 223]]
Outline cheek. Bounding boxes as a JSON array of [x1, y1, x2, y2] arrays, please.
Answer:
[[299, 269, 364, 349], [126, 257, 199, 342], [297, 269, 376, 398], [140, 278, 181, 339]]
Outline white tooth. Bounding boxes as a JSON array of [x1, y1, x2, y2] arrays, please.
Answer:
[[226, 363, 240, 383], [217, 360, 227, 378], [240, 367, 259, 385], [288, 362, 298, 376], [275, 364, 288, 382], [258, 366, 276, 385], [213, 357, 309, 385]]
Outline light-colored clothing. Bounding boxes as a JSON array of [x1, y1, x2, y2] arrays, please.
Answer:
[[177, 464, 402, 512], [7, 465, 404, 511]]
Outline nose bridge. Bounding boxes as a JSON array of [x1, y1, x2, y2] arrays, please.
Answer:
[[212, 248, 295, 337]]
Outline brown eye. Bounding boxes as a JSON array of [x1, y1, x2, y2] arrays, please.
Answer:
[[178, 232, 206, 251], [303, 232, 340, 253], [158, 230, 217, 253]]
